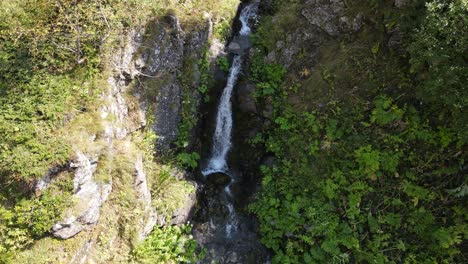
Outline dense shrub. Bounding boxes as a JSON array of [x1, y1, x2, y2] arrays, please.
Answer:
[[0, 187, 72, 261], [249, 0, 467, 263], [132, 225, 202, 263]]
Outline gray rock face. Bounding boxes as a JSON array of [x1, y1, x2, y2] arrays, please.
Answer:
[[134, 15, 210, 153], [171, 181, 198, 225], [35, 166, 64, 192], [388, 27, 404, 52], [43, 11, 212, 263], [140, 16, 185, 75], [193, 175, 270, 264], [135, 158, 198, 240], [395, 0, 409, 8], [206, 172, 231, 187], [133, 17, 185, 153], [52, 217, 84, 240], [237, 82, 258, 113], [134, 154, 161, 241], [302, 0, 362, 37], [52, 152, 111, 239], [102, 29, 147, 142], [151, 78, 182, 152], [264, 0, 362, 69], [302, 5, 341, 36]]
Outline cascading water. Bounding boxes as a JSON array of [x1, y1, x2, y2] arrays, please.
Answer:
[[202, 56, 242, 175], [201, 2, 259, 239], [202, 3, 258, 176], [193, 3, 269, 262]]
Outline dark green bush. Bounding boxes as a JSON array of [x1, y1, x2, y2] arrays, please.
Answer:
[[249, 1, 467, 263], [132, 225, 202, 263]]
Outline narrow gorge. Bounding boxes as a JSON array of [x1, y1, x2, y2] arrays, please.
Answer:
[[193, 2, 270, 263]]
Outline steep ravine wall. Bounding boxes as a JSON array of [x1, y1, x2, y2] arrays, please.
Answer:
[[16, 11, 228, 263]]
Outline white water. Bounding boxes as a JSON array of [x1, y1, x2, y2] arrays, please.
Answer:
[[202, 2, 258, 176], [201, 2, 258, 239], [202, 56, 242, 175]]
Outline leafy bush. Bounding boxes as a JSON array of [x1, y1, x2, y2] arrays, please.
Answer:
[[409, 0, 468, 139], [176, 152, 201, 169], [132, 225, 202, 263], [250, 52, 286, 98], [216, 56, 230, 72], [248, 1, 467, 262], [0, 74, 80, 182], [213, 19, 231, 41], [0, 188, 72, 259]]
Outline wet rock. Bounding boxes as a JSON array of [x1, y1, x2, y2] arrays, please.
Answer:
[[237, 82, 257, 113], [206, 172, 231, 187], [261, 155, 275, 167], [193, 212, 271, 263], [228, 42, 242, 55]]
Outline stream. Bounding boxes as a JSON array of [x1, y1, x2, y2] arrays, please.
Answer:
[[193, 2, 270, 263]]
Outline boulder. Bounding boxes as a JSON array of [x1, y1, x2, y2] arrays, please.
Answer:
[[52, 217, 84, 240], [52, 152, 111, 239], [206, 172, 231, 187], [227, 42, 242, 55]]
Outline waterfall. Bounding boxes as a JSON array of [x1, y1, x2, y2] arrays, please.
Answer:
[[202, 2, 258, 176], [202, 56, 242, 175], [200, 2, 258, 239]]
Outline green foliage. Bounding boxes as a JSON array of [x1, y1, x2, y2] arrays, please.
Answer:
[[213, 19, 231, 41], [0, 0, 240, 261], [0, 186, 72, 260], [176, 47, 213, 151], [251, 52, 286, 98], [198, 49, 213, 100], [132, 225, 202, 264], [216, 56, 230, 73], [409, 0, 468, 137], [176, 152, 201, 169], [249, 1, 467, 263], [370, 96, 404, 125], [0, 74, 90, 182], [0, 0, 108, 184]]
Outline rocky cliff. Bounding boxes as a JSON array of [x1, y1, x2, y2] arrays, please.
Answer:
[[16, 5, 237, 262]]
